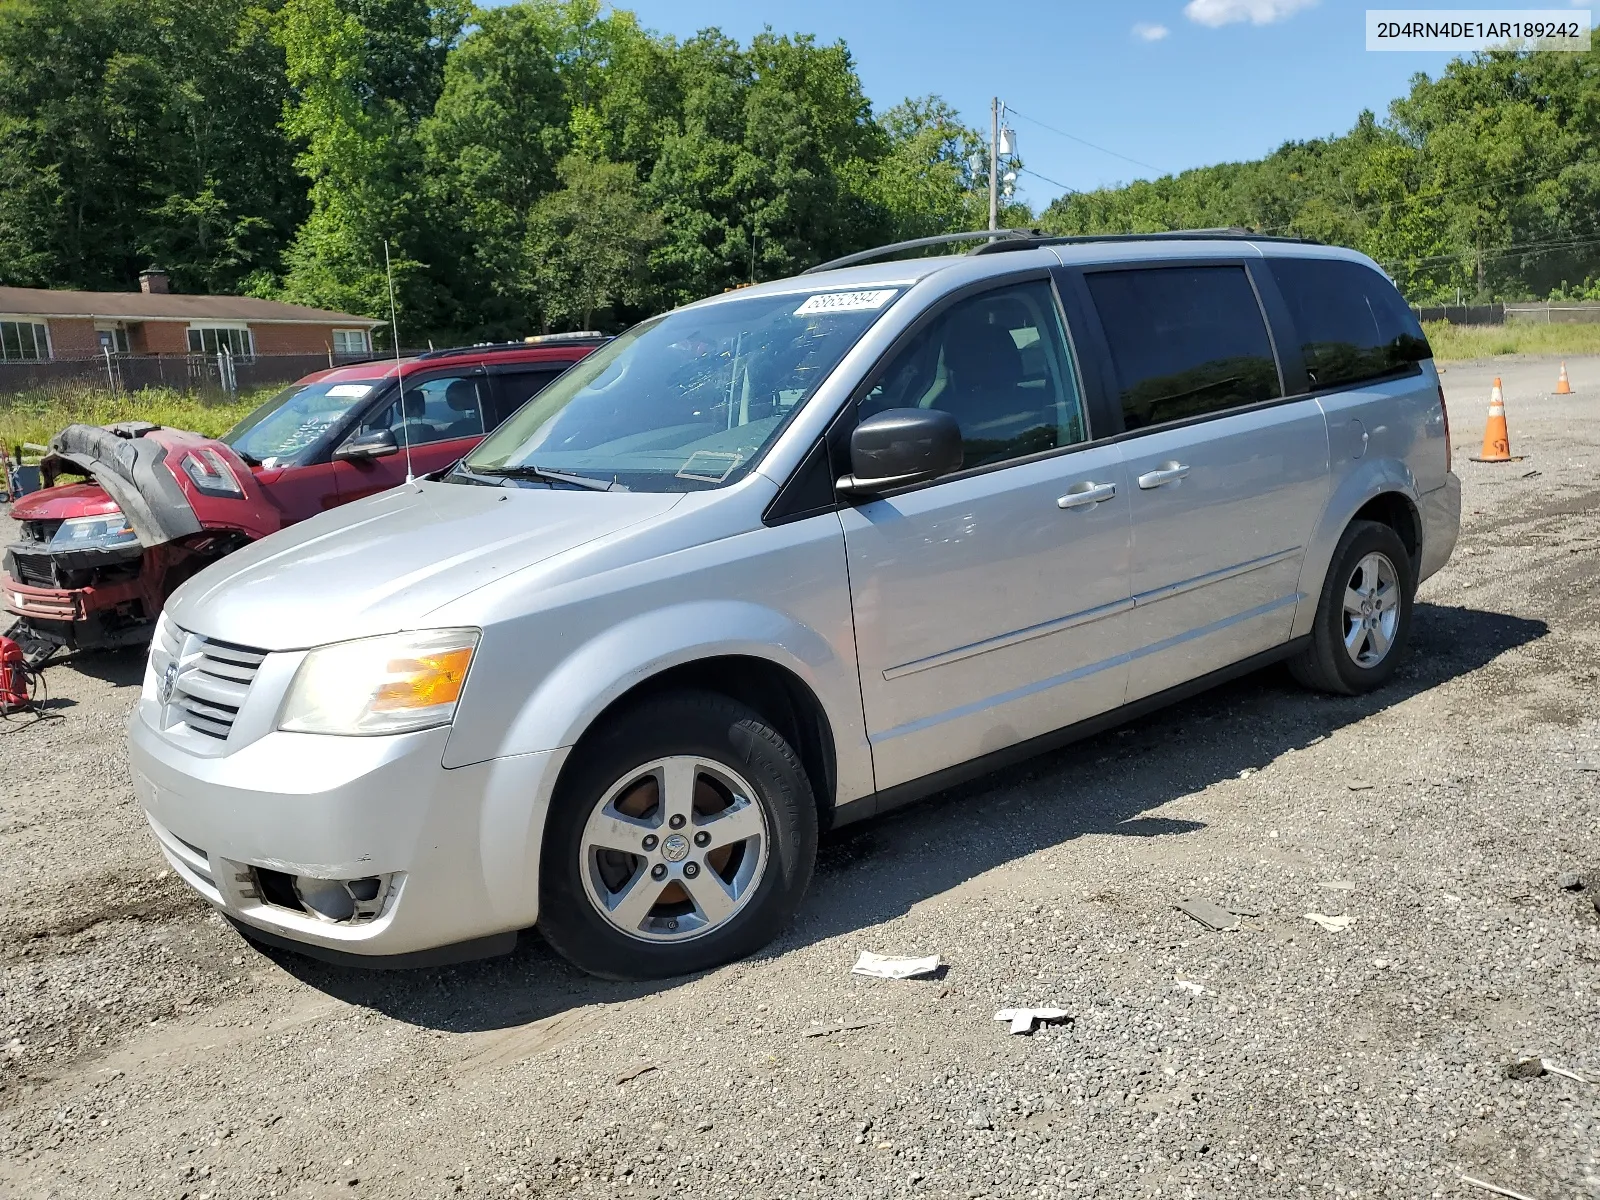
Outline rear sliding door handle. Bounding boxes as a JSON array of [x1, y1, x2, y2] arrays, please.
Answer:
[[1057, 481, 1117, 510], [1137, 462, 1191, 489]]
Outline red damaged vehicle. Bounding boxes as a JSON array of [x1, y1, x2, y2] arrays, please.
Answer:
[[3, 335, 603, 660]]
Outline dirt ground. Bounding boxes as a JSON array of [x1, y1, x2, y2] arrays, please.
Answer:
[[1, 354, 1597, 1200]]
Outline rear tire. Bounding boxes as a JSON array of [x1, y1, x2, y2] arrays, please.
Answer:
[[538, 690, 817, 981], [1289, 520, 1414, 695]]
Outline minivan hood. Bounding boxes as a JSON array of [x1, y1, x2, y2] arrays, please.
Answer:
[[165, 481, 683, 650]]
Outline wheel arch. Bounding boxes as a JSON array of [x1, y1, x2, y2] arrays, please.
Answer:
[[1292, 460, 1423, 641], [563, 654, 839, 834]]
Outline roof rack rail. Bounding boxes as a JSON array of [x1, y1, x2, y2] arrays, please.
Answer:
[[804, 227, 1319, 275], [414, 332, 609, 360]]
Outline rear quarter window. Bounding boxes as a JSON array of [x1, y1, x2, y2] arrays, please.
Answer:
[[1268, 257, 1432, 391], [1085, 265, 1282, 431]]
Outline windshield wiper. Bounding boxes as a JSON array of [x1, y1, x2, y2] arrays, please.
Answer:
[[468, 465, 628, 492]]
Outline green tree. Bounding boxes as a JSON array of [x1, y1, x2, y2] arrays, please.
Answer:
[[524, 153, 662, 330], [275, 0, 465, 330], [0, 0, 302, 295]]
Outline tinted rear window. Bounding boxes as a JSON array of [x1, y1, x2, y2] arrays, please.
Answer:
[[1086, 266, 1282, 430], [1269, 257, 1431, 391]]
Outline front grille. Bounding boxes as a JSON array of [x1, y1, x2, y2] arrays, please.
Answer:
[[10, 552, 56, 589], [152, 619, 267, 741]]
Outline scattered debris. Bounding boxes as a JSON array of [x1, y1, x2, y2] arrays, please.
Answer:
[[1541, 1059, 1595, 1085], [851, 952, 941, 980], [1576, 761, 1598, 773], [1504, 1057, 1546, 1080], [965, 1109, 993, 1130], [1373, 958, 1391, 970], [1557, 871, 1585, 892], [613, 1063, 658, 1085], [1346, 780, 1375, 791], [994, 1008, 1071, 1035], [1318, 880, 1355, 891], [1176, 899, 1240, 932], [1172, 980, 1210, 996], [1459, 1174, 1544, 1200], [1520, 469, 1542, 479], [800, 1017, 887, 1039], [1303, 912, 1351, 933]]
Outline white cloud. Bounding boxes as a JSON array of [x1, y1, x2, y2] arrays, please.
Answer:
[[1183, 0, 1318, 27], [1132, 21, 1171, 40]]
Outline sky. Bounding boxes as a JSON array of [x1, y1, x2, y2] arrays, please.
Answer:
[[484, 0, 1590, 211]]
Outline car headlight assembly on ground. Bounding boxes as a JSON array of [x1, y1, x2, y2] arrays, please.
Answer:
[[278, 629, 480, 736]]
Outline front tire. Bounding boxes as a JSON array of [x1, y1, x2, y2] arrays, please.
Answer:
[[538, 690, 818, 980], [1290, 520, 1415, 695]]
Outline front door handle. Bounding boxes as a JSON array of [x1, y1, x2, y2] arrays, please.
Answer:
[[1137, 462, 1191, 489], [1057, 481, 1117, 510]]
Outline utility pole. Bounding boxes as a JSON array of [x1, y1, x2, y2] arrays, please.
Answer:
[[989, 96, 999, 235]]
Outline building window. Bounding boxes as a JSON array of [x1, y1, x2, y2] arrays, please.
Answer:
[[187, 325, 254, 360], [332, 329, 370, 355], [0, 319, 51, 362], [96, 326, 130, 355]]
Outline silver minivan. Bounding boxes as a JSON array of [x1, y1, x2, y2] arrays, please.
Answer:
[[128, 232, 1460, 979]]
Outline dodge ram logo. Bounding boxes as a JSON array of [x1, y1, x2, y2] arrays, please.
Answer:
[[158, 662, 178, 706]]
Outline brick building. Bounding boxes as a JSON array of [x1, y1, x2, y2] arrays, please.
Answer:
[[0, 270, 384, 364]]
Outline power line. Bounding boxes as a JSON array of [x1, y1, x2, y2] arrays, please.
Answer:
[[1017, 166, 1079, 196], [1004, 107, 1163, 175], [1378, 231, 1600, 270]]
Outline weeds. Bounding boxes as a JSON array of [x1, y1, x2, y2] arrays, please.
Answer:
[[1424, 320, 1600, 362], [0, 385, 267, 455]]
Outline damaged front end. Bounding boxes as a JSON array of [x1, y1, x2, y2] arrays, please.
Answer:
[[3, 423, 278, 659]]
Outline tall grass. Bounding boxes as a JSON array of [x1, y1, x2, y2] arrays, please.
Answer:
[[0, 385, 268, 456], [1424, 320, 1600, 362]]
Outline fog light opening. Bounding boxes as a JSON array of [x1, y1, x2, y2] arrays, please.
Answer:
[[256, 870, 393, 924]]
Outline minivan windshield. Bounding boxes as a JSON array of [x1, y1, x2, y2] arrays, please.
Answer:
[[225, 378, 386, 468], [457, 288, 900, 491]]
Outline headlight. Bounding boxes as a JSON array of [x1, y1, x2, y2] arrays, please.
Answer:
[[278, 629, 480, 736], [50, 513, 139, 550], [179, 448, 244, 498]]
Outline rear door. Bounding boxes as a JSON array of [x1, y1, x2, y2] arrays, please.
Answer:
[[1080, 261, 1330, 701], [333, 370, 491, 501], [839, 275, 1135, 790]]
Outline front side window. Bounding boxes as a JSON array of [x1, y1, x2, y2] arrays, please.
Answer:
[[0, 320, 50, 362], [859, 279, 1087, 470], [1269, 257, 1432, 391], [462, 288, 900, 491], [224, 378, 385, 467], [361, 375, 488, 447], [1086, 266, 1281, 430], [188, 326, 254, 360]]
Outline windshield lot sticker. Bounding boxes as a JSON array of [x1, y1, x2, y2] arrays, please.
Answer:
[[794, 290, 898, 316], [676, 451, 744, 483], [326, 384, 373, 398]]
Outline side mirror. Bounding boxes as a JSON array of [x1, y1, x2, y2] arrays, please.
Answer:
[[837, 408, 963, 497], [333, 428, 399, 462]]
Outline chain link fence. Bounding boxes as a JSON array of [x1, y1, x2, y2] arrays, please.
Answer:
[[0, 350, 387, 399]]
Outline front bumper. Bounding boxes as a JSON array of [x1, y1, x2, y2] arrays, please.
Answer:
[[128, 709, 568, 960]]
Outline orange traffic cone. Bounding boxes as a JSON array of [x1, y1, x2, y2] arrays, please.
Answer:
[[1554, 361, 1573, 395], [1470, 377, 1523, 463]]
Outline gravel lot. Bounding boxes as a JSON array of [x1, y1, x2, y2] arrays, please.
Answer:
[[1, 354, 1597, 1200]]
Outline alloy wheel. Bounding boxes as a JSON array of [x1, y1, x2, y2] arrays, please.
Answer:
[[578, 756, 770, 943], [1341, 551, 1400, 668]]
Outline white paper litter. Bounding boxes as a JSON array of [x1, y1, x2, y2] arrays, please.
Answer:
[[994, 1008, 1070, 1035], [1304, 912, 1352, 933], [1173, 980, 1210, 996], [851, 952, 941, 980]]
